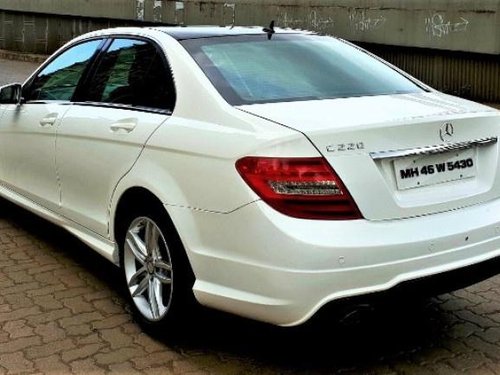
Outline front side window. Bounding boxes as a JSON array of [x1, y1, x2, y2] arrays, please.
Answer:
[[85, 38, 176, 111], [26, 40, 102, 102], [182, 35, 425, 105]]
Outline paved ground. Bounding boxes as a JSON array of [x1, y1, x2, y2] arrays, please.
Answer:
[[1, 57, 500, 374], [0, 58, 38, 85]]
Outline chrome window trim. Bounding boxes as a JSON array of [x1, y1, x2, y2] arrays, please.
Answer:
[[370, 137, 498, 160], [72, 101, 172, 115]]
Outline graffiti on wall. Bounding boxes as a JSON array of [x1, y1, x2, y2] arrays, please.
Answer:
[[136, 0, 145, 21], [153, 0, 162, 22], [425, 13, 469, 38], [278, 9, 334, 32], [175, 1, 184, 24], [349, 9, 386, 32], [224, 3, 236, 27]]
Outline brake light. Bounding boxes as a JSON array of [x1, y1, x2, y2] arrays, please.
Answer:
[[236, 157, 362, 220]]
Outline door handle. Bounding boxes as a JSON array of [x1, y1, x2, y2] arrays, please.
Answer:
[[110, 122, 137, 133], [39, 115, 58, 127]]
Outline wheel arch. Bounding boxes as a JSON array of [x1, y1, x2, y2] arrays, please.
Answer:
[[113, 186, 165, 249], [112, 184, 197, 274]]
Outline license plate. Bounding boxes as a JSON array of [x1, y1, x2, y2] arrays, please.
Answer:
[[394, 148, 477, 190]]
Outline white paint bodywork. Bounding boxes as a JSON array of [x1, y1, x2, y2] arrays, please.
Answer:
[[56, 106, 168, 236], [0, 27, 499, 326]]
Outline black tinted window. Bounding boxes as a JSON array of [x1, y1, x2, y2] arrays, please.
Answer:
[[27, 40, 101, 101], [182, 35, 424, 105], [86, 39, 175, 111]]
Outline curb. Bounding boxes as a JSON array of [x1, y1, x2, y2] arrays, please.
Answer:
[[0, 49, 48, 64]]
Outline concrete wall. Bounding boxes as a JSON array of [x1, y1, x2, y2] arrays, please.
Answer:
[[0, 11, 136, 55], [0, 0, 498, 55]]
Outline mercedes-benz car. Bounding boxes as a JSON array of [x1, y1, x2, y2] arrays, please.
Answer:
[[0, 26, 499, 329]]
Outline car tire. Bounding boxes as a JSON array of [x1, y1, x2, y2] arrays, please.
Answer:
[[119, 203, 196, 333]]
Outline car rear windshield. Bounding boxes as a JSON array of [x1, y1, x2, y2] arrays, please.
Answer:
[[181, 34, 425, 105]]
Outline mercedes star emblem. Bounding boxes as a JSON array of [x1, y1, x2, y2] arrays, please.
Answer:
[[439, 122, 454, 142]]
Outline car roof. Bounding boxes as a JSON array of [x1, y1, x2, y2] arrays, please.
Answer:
[[152, 26, 313, 40]]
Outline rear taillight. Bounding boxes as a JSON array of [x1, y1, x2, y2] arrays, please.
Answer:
[[235, 157, 362, 220]]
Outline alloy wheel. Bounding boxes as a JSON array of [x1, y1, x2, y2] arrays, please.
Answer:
[[123, 217, 173, 322]]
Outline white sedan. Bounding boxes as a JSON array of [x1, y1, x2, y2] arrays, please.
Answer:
[[0, 26, 499, 330]]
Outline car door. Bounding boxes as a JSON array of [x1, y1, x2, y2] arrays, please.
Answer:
[[56, 37, 176, 237], [0, 39, 103, 211]]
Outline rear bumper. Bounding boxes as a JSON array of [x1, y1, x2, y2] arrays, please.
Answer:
[[307, 254, 500, 326], [167, 198, 500, 326], [334, 253, 500, 305]]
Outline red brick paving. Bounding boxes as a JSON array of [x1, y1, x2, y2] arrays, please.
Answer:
[[1, 197, 500, 374]]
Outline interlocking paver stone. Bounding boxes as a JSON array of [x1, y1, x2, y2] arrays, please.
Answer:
[[134, 333, 169, 353], [26, 284, 66, 298], [91, 298, 123, 314], [62, 295, 95, 314], [477, 327, 500, 344], [100, 327, 134, 349], [3, 295, 33, 310], [0, 337, 42, 355], [33, 355, 70, 375], [132, 351, 182, 370], [31, 295, 63, 311], [61, 343, 105, 362], [2, 320, 34, 339], [25, 338, 76, 359], [90, 314, 131, 330], [94, 347, 146, 365], [0, 283, 41, 297], [466, 336, 500, 361], [0, 352, 34, 374], [58, 312, 104, 328], [33, 322, 66, 343], [65, 324, 94, 337], [69, 358, 106, 375]]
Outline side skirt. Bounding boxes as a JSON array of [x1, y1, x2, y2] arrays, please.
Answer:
[[0, 184, 119, 265]]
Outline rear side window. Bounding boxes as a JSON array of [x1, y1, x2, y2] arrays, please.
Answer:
[[182, 35, 424, 105], [85, 38, 176, 112], [26, 40, 102, 101]]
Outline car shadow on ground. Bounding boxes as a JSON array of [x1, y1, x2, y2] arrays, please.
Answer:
[[170, 298, 451, 372], [0, 198, 458, 373]]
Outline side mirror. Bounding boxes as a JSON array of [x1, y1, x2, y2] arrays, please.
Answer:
[[0, 83, 22, 105]]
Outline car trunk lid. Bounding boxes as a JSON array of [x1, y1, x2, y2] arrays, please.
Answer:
[[238, 92, 500, 221]]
